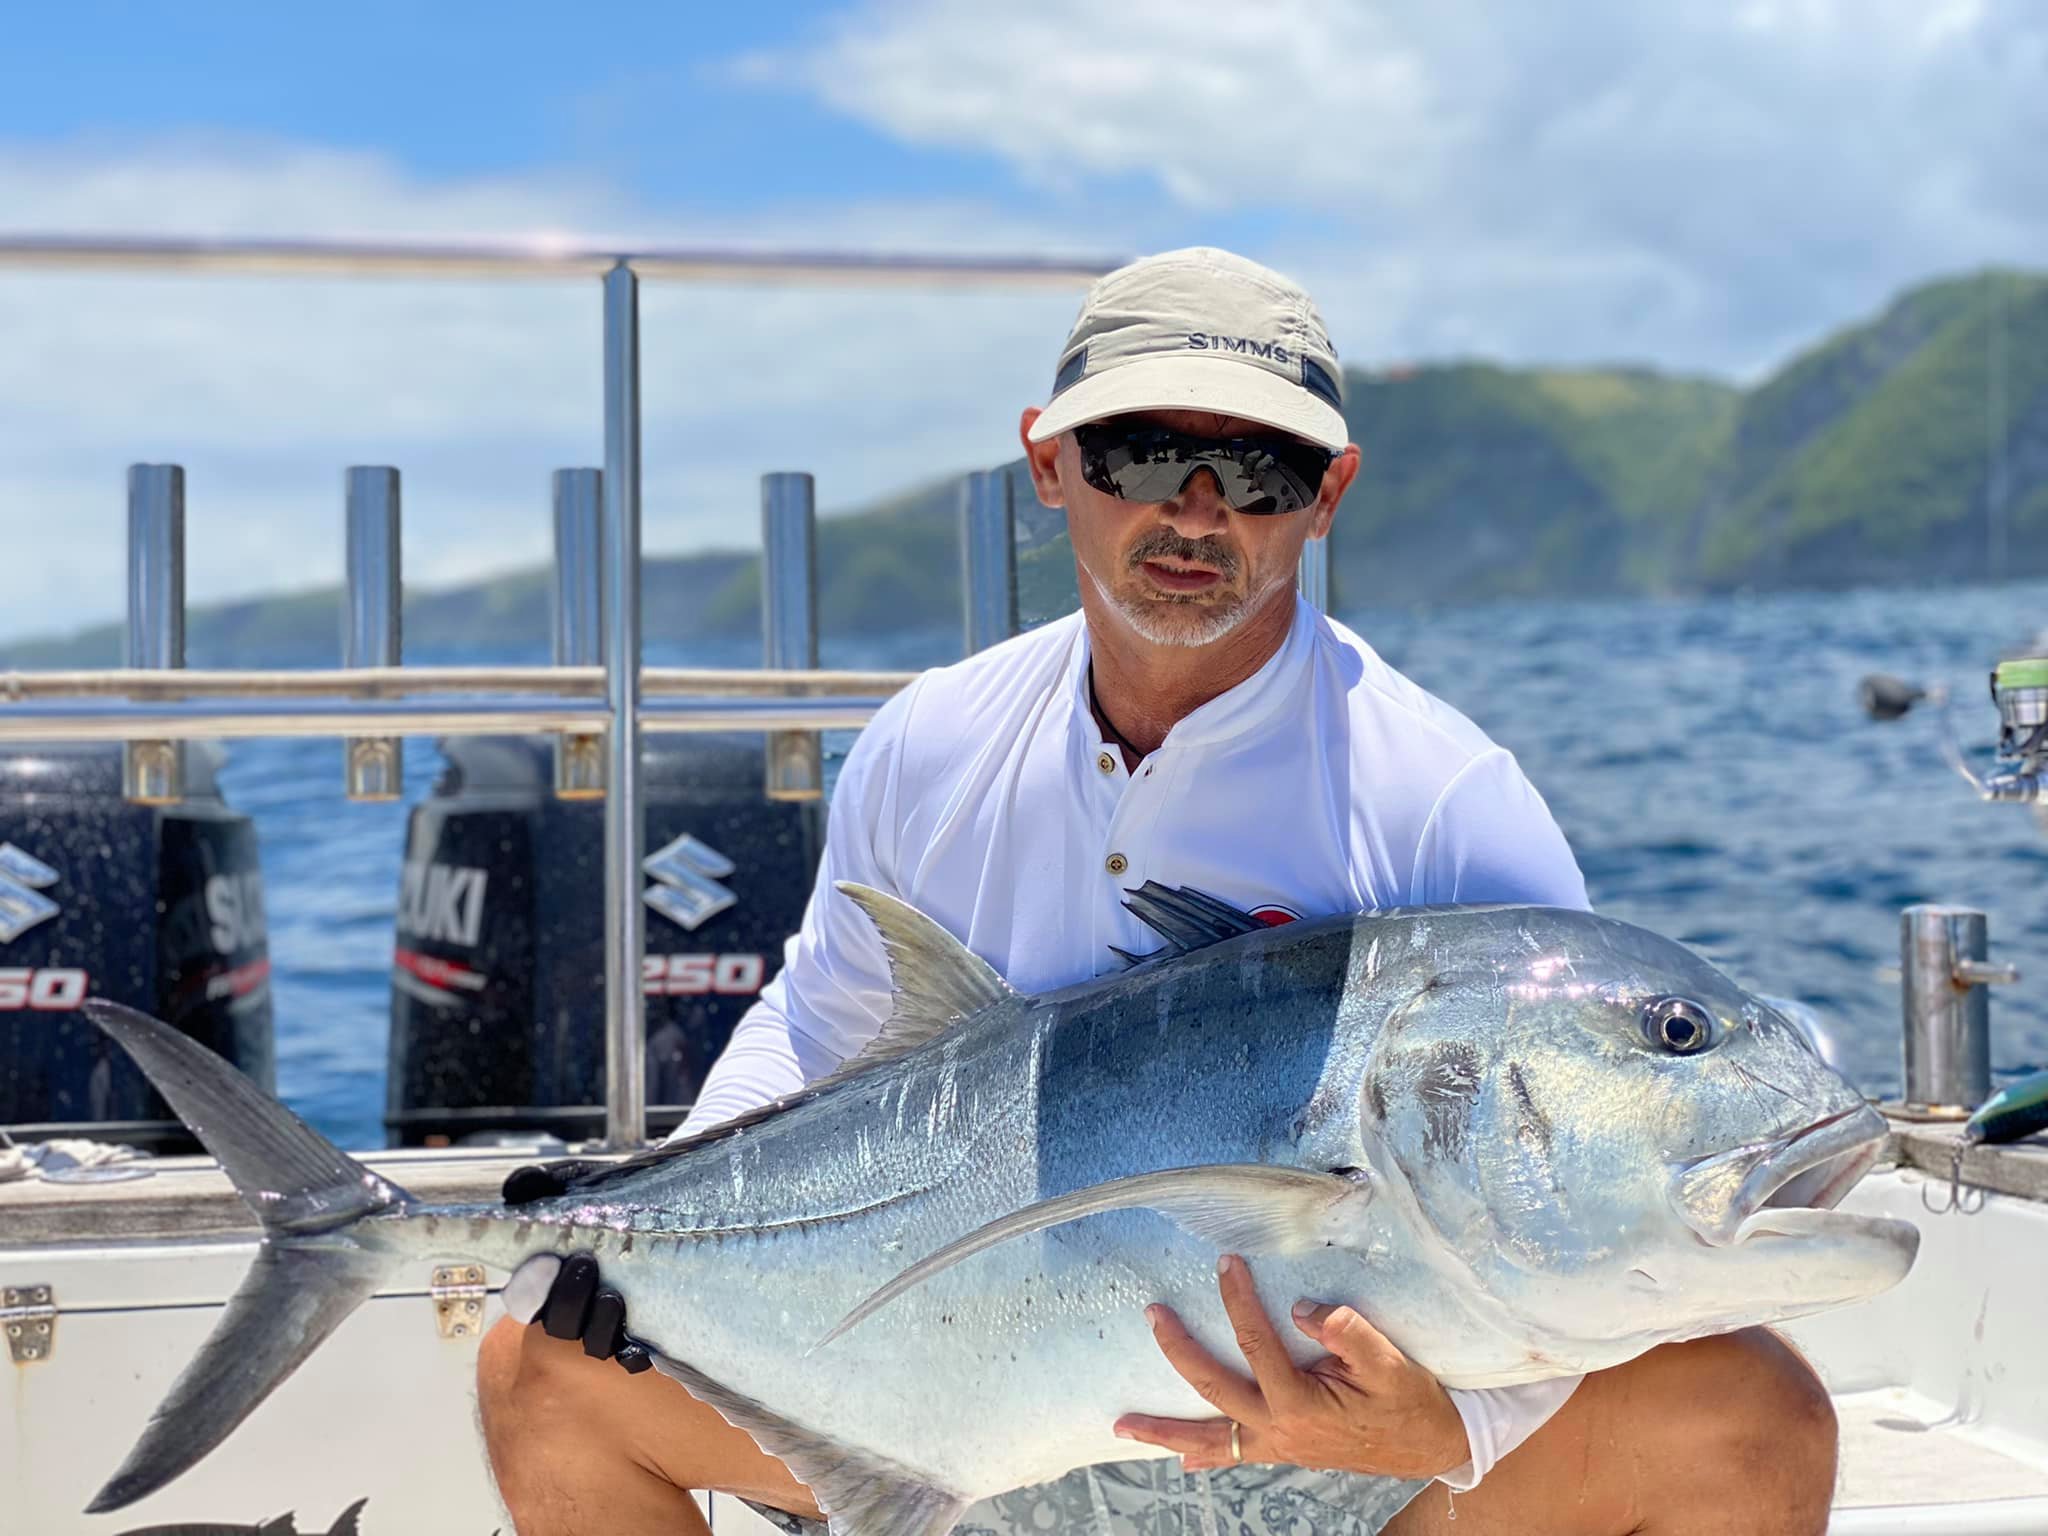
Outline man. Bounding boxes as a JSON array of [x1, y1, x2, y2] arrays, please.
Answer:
[[477, 248, 1836, 1535]]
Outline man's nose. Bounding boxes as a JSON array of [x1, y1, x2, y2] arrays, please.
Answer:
[[1157, 466, 1232, 535]]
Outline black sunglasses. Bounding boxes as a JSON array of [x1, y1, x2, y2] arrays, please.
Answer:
[[1073, 420, 1335, 516]]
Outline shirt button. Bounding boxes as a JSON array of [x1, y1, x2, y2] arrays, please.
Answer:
[[1105, 852, 1129, 875], [1096, 751, 1116, 774]]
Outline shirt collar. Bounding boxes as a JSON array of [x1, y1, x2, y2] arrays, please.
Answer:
[[1066, 594, 1317, 752]]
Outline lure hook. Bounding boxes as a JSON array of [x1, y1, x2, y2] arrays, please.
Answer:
[[1920, 1141, 1985, 1215]]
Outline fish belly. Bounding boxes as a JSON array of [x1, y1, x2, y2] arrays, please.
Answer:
[[600, 1201, 1376, 1504]]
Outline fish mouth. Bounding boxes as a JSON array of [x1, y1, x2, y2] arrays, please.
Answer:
[[1676, 1104, 1890, 1247]]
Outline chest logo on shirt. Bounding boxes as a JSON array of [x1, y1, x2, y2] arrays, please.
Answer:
[[1249, 904, 1300, 927]]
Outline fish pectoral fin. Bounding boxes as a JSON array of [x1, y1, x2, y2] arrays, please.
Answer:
[[816, 1165, 1370, 1350], [646, 1352, 971, 1536], [827, 883, 1021, 1084]]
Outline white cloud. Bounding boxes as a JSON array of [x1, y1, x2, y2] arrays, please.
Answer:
[[5, 3, 2042, 641], [0, 140, 1089, 643], [752, 0, 2048, 374]]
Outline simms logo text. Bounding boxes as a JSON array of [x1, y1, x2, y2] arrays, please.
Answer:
[[1186, 334, 1293, 364]]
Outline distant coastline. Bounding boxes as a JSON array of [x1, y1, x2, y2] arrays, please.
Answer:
[[5, 269, 2039, 669]]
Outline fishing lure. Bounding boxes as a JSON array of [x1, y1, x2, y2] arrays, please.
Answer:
[[1966, 1067, 2048, 1146], [1925, 1067, 2048, 1214]]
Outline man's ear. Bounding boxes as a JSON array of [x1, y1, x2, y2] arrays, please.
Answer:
[[1310, 444, 1360, 540], [1019, 407, 1065, 507]]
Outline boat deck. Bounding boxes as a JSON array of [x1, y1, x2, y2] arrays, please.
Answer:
[[1835, 1389, 2048, 1506]]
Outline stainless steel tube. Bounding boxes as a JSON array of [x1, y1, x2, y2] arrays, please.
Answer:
[[343, 467, 403, 800], [553, 468, 605, 798], [961, 469, 1017, 654], [601, 262, 647, 1150], [0, 664, 915, 700], [124, 465, 186, 803], [761, 472, 822, 801], [1900, 905, 2002, 1111], [1297, 537, 1330, 613], [0, 233, 1117, 289], [0, 694, 899, 741]]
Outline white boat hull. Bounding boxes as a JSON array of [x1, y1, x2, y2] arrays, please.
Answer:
[[3, 1155, 2045, 1534]]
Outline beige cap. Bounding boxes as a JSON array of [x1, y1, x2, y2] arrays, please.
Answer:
[[1027, 247, 1347, 451]]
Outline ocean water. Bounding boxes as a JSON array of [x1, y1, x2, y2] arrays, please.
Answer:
[[210, 580, 2048, 1150]]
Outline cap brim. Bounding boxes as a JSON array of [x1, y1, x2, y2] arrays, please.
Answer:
[[1027, 354, 1347, 451]]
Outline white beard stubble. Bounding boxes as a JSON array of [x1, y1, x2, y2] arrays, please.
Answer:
[[1095, 561, 1297, 648]]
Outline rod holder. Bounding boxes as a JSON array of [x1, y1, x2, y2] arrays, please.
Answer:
[[1297, 536, 1330, 613], [1901, 905, 2017, 1112], [552, 468, 605, 798], [124, 465, 187, 804], [761, 472, 822, 802], [961, 469, 1018, 654], [342, 467, 403, 800]]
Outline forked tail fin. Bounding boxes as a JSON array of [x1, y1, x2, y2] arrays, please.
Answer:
[[82, 1000, 412, 1512]]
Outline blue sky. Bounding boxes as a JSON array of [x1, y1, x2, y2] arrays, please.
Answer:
[[1, 0, 2042, 641], [1, 4, 1006, 210]]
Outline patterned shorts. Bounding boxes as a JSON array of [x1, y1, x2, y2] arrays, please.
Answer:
[[741, 1459, 1428, 1535]]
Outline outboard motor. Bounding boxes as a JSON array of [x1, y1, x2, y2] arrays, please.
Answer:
[[386, 733, 822, 1144], [0, 741, 273, 1151]]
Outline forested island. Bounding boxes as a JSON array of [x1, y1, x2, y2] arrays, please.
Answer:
[[6, 269, 2039, 668]]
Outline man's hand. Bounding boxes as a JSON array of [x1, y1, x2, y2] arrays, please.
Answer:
[[500, 1161, 653, 1374], [1112, 1253, 1470, 1480]]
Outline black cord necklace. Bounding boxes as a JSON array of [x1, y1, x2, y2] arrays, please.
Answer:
[[1087, 664, 1148, 762]]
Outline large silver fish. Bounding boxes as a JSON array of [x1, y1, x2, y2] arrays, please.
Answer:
[[83, 884, 1917, 1534]]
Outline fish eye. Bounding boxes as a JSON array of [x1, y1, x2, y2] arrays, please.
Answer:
[[1642, 997, 1715, 1056]]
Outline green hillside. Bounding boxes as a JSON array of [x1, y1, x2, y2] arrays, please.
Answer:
[[4, 268, 2040, 667], [1696, 271, 2048, 587], [1330, 364, 1738, 604]]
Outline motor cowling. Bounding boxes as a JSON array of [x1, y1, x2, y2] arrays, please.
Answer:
[[385, 734, 823, 1144], [0, 742, 273, 1151]]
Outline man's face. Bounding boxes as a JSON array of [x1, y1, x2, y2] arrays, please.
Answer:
[[1022, 408, 1358, 649]]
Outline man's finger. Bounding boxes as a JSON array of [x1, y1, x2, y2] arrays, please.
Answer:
[[1292, 1300, 1404, 1376], [501, 1254, 561, 1325], [1113, 1414, 1248, 1471], [1216, 1255, 1309, 1414], [1144, 1303, 1264, 1423], [541, 1253, 600, 1340]]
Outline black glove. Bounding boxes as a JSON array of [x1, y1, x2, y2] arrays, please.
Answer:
[[501, 1161, 654, 1374]]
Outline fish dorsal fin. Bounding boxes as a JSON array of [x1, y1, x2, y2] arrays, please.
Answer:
[[816, 1164, 1372, 1350], [647, 1351, 970, 1536], [326, 1499, 369, 1536], [1120, 882, 1266, 960], [825, 882, 1018, 1078], [572, 886, 1022, 1178]]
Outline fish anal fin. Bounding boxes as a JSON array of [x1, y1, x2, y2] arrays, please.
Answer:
[[646, 1353, 969, 1536], [818, 1164, 1370, 1349]]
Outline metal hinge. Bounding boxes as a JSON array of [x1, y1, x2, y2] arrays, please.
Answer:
[[3, 1284, 56, 1364], [430, 1265, 487, 1340]]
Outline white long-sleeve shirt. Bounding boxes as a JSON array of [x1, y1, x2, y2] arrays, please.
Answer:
[[675, 595, 1589, 1488]]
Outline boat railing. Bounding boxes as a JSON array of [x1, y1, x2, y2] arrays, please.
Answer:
[[0, 233, 1122, 1148]]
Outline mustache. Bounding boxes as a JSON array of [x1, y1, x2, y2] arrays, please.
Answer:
[[1124, 528, 1240, 578]]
